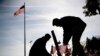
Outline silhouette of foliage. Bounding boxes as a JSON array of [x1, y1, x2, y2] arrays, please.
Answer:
[[83, 0, 100, 16], [85, 36, 100, 56]]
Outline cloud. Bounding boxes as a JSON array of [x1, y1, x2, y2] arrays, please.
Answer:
[[0, 43, 24, 56], [1, 0, 100, 56], [0, 0, 24, 7]]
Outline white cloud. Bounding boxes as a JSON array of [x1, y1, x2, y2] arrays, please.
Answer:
[[0, 44, 24, 56], [1, 0, 100, 56]]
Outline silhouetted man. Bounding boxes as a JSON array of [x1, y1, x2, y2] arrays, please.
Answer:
[[52, 16, 86, 56], [29, 34, 51, 56]]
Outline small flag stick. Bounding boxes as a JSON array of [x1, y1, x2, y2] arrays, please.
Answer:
[[51, 30, 62, 56]]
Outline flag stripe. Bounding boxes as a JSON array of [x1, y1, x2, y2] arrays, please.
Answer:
[[20, 5, 25, 9], [14, 5, 25, 16]]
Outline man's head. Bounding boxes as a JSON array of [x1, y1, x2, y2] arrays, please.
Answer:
[[52, 18, 62, 27], [44, 33, 51, 41]]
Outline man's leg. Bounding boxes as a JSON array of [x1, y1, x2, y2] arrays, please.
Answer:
[[63, 30, 72, 45], [72, 24, 86, 56]]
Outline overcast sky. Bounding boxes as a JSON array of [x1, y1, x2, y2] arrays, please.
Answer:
[[0, 0, 100, 56]]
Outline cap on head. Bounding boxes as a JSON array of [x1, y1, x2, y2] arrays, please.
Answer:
[[45, 34, 51, 37], [44, 33, 51, 40]]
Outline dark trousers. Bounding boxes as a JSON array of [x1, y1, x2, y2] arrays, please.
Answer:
[[63, 23, 86, 56]]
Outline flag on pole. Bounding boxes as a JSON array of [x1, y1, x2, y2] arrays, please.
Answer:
[[14, 5, 25, 16], [29, 40, 33, 43], [14, 3, 26, 56]]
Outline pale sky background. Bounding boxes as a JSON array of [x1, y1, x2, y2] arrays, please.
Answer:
[[0, 0, 100, 56]]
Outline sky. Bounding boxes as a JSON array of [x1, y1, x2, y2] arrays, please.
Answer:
[[0, 0, 100, 56]]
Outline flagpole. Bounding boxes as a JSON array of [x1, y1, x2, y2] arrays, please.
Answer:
[[24, 2, 26, 56]]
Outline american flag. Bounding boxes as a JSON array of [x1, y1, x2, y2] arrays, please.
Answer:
[[51, 45, 70, 55], [14, 5, 25, 16]]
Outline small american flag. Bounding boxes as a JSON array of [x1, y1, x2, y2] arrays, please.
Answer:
[[14, 5, 25, 16]]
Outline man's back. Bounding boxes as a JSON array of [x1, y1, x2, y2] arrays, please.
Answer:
[[60, 16, 86, 30], [60, 16, 84, 25]]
